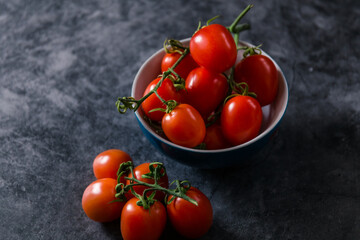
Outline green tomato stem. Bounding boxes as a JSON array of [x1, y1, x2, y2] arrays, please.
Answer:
[[116, 47, 189, 114], [225, 5, 258, 98], [115, 162, 198, 208], [228, 4, 253, 33], [123, 176, 198, 206]]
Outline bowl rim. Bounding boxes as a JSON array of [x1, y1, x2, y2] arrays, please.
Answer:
[[132, 38, 289, 153]]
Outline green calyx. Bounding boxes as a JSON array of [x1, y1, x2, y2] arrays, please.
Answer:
[[163, 39, 186, 54], [165, 180, 197, 206], [148, 99, 178, 115], [238, 44, 263, 58]]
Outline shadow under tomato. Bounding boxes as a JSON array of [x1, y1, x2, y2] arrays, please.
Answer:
[[160, 219, 190, 240], [100, 216, 186, 240], [100, 218, 122, 239]]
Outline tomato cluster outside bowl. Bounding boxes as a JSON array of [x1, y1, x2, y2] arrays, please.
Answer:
[[131, 39, 288, 169]]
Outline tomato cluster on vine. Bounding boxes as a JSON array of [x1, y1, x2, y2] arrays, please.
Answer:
[[82, 149, 213, 239], [123, 4, 279, 150]]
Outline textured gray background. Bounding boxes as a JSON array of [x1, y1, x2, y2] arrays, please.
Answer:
[[0, 0, 359, 239]]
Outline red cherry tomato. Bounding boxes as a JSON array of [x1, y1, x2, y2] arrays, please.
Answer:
[[203, 122, 232, 150], [126, 163, 169, 202], [221, 95, 262, 145], [162, 104, 206, 148], [121, 198, 167, 240], [190, 24, 237, 73], [184, 67, 228, 119], [93, 149, 132, 181], [234, 54, 279, 106], [161, 50, 199, 80], [142, 77, 182, 122], [82, 178, 125, 222], [167, 187, 213, 239]]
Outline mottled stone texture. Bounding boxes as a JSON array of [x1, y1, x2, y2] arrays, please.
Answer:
[[0, 0, 359, 239]]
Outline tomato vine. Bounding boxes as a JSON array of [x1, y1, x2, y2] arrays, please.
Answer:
[[116, 42, 190, 114], [114, 161, 198, 209]]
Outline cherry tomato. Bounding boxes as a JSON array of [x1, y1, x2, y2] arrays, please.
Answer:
[[82, 178, 125, 222], [167, 187, 213, 239], [161, 50, 199, 80], [203, 122, 232, 150], [93, 149, 132, 181], [184, 67, 228, 119], [190, 24, 237, 73], [126, 163, 169, 202], [142, 77, 182, 122], [221, 95, 262, 145], [234, 54, 279, 106], [162, 104, 206, 148], [121, 198, 167, 240]]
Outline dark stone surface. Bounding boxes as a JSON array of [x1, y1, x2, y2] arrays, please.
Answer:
[[0, 0, 359, 239]]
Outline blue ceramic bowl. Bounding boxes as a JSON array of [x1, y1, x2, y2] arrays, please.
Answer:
[[131, 39, 288, 169]]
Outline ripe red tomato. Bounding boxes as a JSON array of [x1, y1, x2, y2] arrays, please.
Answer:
[[234, 54, 279, 106], [161, 50, 199, 80], [142, 77, 182, 122], [82, 178, 125, 222], [190, 24, 237, 73], [93, 149, 132, 181], [121, 198, 167, 240], [126, 162, 169, 202], [221, 95, 262, 145], [184, 67, 228, 119], [167, 187, 213, 239], [203, 122, 232, 150], [162, 104, 206, 148]]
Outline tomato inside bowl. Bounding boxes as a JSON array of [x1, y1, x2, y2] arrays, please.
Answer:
[[131, 39, 288, 169]]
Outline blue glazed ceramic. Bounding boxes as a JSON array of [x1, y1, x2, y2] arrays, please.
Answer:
[[131, 39, 288, 169]]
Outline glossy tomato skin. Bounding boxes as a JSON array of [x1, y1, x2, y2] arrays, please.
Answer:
[[162, 104, 206, 148], [161, 50, 199, 80], [221, 95, 262, 145], [82, 178, 125, 222], [203, 122, 232, 150], [121, 198, 167, 240], [184, 67, 228, 119], [190, 24, 237, 73], [126, 163, 169, 202], [142, 77, 182, 122], [234, 54, 279, 106], [93, 149, 132, 181], [167, 187, 213, 239]]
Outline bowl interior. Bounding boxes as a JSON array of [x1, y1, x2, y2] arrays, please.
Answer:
[[132, 39, 288, 153]]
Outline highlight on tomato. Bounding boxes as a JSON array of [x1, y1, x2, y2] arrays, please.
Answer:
[[184, 67, 228, 119], [161, 103, 206, 148], [82, 178, 125, 222], [167, 187, 213, 239], [93, 149, 132, 181], [190, 23, 237, 73], [234, 53, 279, 106], [121, 198, 167, 240], [221, 95, 263, 145]]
